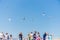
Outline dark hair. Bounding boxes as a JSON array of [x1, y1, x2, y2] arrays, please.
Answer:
[[6, 33, 8, 35], [34, 31, 37, 34], [10, 34, 12, 37], [38, 32, 40, 34], [31, 32, 33, 33]]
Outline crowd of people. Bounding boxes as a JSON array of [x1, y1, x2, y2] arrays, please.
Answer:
[[0, 32, 12, 40], [0, 31, 53, 40], [19, 31, 52, 40]]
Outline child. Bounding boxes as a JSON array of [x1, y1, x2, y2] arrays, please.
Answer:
[[36, 35, 41, 40], [36, 32, 41, 40]]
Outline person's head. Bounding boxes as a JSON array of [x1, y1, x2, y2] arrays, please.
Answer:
[[45, 32, 49, 35], [6, 33, 8, 35], [31, 32, 33, 34], [20, 32, 22, 34], [10, 34, 12, 37], [39, 35, 40, 37], [19, 32, 22, 34], [38, 32, 40, 34], [34, 31, 37, 34], [28, 34, 30, 36], [2, 32, 3, 34]]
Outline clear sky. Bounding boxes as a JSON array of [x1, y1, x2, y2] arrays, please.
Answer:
[[0, 0, 60, 38]]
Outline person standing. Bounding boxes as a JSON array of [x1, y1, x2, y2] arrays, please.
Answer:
[[2, 32, 5, 40], [36, 32, 40, 38], [43, 32, 47, 40], [36, 32, 41, 40], [19, 32, 23, 40], [10, 34, 13, 40], [48, 34, 52, 40], [28, 34, 30, 40], [33, 31, 37, 40], [0, 32, 3, 40], [45, 32, 49, 40], [30, 32, 33, 40], [36, 35, 41, 40], [5, 33, 9, 40]]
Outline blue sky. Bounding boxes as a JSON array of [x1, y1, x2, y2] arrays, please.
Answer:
[[0, 0, 60, 38]]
